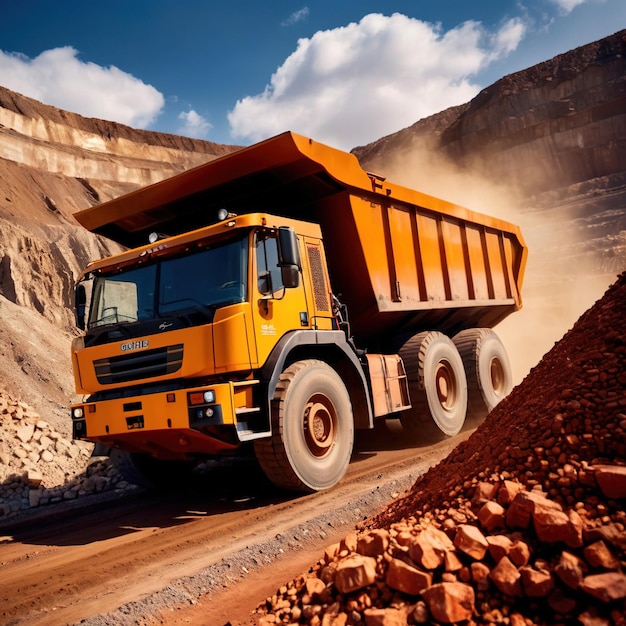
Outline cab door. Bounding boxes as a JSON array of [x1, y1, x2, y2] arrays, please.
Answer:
[[252, 230, 310, 367]]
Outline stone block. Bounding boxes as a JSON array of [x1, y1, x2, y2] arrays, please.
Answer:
[[386, 558, 432, 595], [409, 526, 452, 570], [422, 582, 475, 623], [555, 551, 586, 589], [478, 500, 505, 531], [489, 556, 522, 596], [453, 524, 488, 560], [583, 540, 620, 570], [580, 572, 626, 602], [357, 529, 389, 557], [593, 465, 626, 499], [334, 554, 377, 594], [520, 565, 554, 597]]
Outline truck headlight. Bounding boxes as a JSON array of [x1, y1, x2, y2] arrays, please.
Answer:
[[72, 407, 84, 419], [204, 390, 215, 404]]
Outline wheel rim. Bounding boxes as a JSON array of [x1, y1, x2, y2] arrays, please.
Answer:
[[490, 357, 506, 394], [435, 360, 458, 411], [303, 394, 336, 457]]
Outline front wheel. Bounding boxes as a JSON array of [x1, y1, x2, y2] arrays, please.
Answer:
[[254, 360, 354, 493]]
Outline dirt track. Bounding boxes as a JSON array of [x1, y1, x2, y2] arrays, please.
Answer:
[[0, 424, 469, 626]]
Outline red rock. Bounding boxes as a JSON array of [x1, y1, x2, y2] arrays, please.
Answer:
[[394, 530, 413, 548], [473, 481, 498, 505], [386, 558, 432, 595], [324, 543, 340, 563], [489, 556, 522, 596], [363, 607, 407, 626], [357, 529, 390, 557], [477, 500, 505, 531], [334, 554, 377, 594], [497, 480, 524, 505], [422, 582, 475, 623], [555, 551, 586, 589], [340, 531, 359, 554], [453, 524, 488, 560], [509, 540, 531, 567], [409, 526, 453, 570], [584, 524, 626, 552], [305, 577, 326, 598], [520, 565, 554, 597], [505, 491, 539, 529], [580, 572, 626, 602], [593, 465, 626, 499], [583, 540, 621, 570], [410, 601, 429, 624], [470, 562, 491, 590], [531, 498, 583, 548], [487, 535, 513, 561], [444, 550, 463, 572]]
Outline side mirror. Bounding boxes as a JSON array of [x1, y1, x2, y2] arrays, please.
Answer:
[[75, 283, 87, 330], [277, 227, 301, 289], [281, 265, 300, 289]]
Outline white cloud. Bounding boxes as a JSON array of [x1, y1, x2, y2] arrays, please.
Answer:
[[0, 46, 164, 128], [282, 7, 309, 27], [228, 13, 527, 150], [548, 0, 589, 13], [488, 18, 527, 58], [177, 109, 212, 139]]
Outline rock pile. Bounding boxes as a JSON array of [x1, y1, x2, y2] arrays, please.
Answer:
[[254, 272, 626, 625], [0, 391, 128, 519]]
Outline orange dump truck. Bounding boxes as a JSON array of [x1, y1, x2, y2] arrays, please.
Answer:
[[70, 131, 527, 492]]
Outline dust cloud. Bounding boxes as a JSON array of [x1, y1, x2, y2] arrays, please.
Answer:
[[376, 146, 618, 386]]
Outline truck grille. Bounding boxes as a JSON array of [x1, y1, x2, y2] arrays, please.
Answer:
[[94, 344, 184, 384]]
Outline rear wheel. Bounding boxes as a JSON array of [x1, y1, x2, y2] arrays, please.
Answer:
[[453, 328, 513, 426], [254, 359, 354, 493], [399, 331, 468, 441], [109, 449, 195, 491]]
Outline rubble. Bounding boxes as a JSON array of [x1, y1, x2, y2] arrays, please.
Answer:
[[253, 273, 626, 625], [0, 391, 130, 519]]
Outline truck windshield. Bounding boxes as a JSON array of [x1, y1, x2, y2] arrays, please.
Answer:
[[88, 235, 248, 329]]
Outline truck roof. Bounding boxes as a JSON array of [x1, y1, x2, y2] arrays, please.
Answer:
[[74, 131, 523, 250]]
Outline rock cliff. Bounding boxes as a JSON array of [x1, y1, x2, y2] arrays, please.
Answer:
[[354, 29, 626, 198], [0, 86, 240, 425]]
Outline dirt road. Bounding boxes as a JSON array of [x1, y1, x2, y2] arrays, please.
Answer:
[[0, 424, 470, 626]]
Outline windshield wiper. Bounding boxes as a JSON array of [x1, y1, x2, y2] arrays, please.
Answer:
[[91, 310, 137, 328]]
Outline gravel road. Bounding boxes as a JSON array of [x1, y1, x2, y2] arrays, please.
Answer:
[[0, 424, 468, 626]]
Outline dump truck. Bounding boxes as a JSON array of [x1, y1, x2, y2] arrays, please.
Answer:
[[70, 131, 527, 492]]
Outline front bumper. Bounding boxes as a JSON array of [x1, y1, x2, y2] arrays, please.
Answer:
[[71, 382, 241, 458]]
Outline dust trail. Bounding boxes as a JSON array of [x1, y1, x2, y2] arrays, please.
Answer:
[[370, 147, 619, 386]]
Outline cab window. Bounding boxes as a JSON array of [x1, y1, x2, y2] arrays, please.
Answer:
[[256, 232, 284, 298]]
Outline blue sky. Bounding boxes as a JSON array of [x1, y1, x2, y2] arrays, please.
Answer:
[[0, 0, 623, 150]]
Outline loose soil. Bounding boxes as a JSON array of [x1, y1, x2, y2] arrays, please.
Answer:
[[0, 425, 467, 626]]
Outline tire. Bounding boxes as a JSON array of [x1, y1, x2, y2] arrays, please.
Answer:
[[399, 331, 468, 441], [254, 360, 354, 493], [109, 448, 195, 491], [453, 328, 513, 426]]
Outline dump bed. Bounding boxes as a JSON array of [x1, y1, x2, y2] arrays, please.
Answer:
[[74, 131, 527, 342]]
